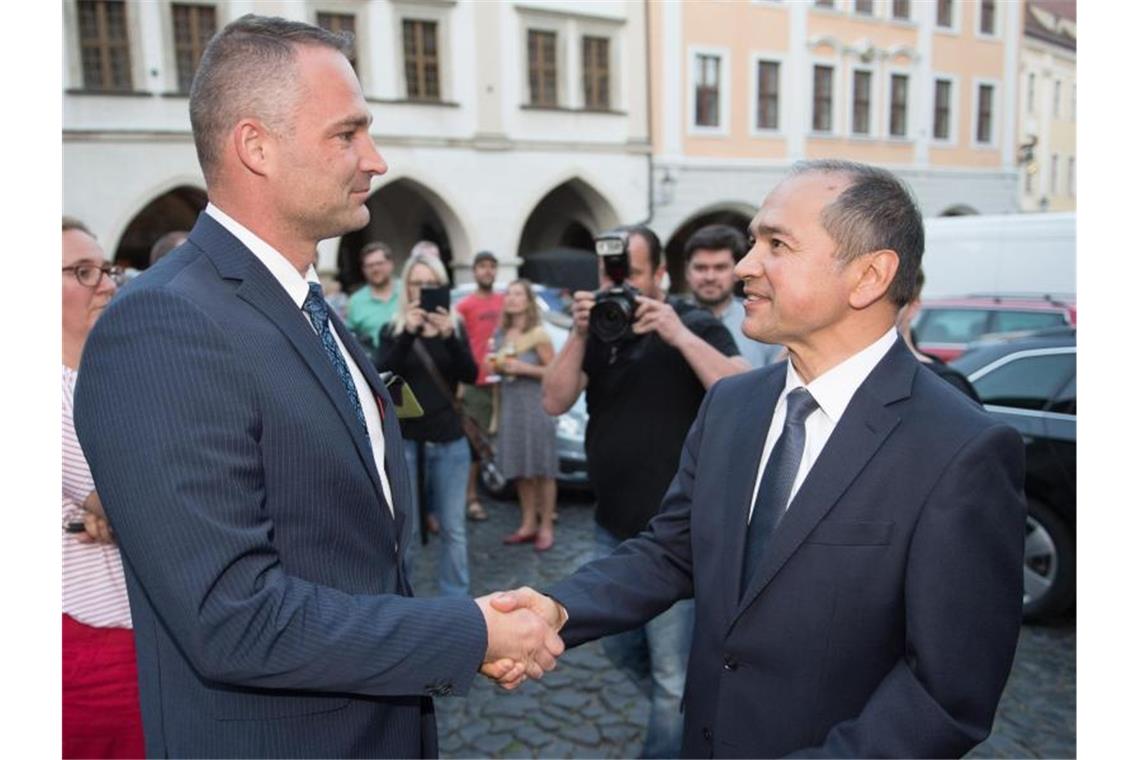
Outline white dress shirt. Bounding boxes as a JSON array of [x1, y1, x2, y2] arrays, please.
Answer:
[[205, 203, 394, 515], [747, 328, 898, 522]]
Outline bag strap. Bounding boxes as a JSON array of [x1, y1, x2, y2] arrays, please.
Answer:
[[411, 337, 465, 417]]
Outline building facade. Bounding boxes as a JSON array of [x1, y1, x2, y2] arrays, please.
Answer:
[[1016, 0, 1076, 212], [63, 0, 651, 285], [647, 0, 1023, 283]]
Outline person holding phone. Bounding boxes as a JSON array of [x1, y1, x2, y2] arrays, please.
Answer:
[[61, 217, 144, 758], [376, 252, 478, 596]]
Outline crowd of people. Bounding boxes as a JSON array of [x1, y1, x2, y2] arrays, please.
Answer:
[[62, 13, 1027, 760]]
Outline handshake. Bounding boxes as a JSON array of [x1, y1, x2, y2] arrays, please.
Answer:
[[475, 586, 567, 690]]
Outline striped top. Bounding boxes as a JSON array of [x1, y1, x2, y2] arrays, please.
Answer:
[[63, 365, 132, 629]]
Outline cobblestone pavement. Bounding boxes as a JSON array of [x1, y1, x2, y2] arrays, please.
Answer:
[[410, 495, 1075, 759]]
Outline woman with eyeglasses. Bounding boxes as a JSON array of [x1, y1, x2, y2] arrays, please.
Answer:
[[375, 252, 478, 596], [61, 217, 143, 758]]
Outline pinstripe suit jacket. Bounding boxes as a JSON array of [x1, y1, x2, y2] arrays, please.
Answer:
[[74, 213, 487, 758]]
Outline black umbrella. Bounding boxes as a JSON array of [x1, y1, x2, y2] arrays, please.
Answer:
[[519, 247, 599, 292]]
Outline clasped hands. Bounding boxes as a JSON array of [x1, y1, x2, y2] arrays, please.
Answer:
[[476, 586, 567, 690]]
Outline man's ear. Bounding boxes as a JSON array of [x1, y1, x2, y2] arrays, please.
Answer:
[[232, 118, 273, 178], [848, 249, 899, 310]]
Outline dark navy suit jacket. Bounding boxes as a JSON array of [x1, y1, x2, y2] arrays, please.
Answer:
[[74, 213, 487, 758], [550, 339, 1026, 758]]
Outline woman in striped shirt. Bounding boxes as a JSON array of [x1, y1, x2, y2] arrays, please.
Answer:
[[62, 217, 144, 758]]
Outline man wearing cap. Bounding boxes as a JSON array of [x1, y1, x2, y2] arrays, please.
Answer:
[[456, 251, 504, 520]]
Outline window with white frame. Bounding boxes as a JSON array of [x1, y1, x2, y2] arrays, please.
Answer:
[[812, 64, 834, 132], [891, 0, 910, 20], [933, 78, 952, 140], [889, 74, 908, 137], [854, 0, 874, 15], [755, 60, 780, 130], [527, 29, 558, 107], [936, 0, 954, 29], [403, 19, 440, 100], [978, 0, 997, 36], [77, 0, 133, 91], [582, 36, 610, 110], [1050, 154, 1058, 194], [694, 53, 722, 128], [852, 70, 872, 135], [173, 4, 216, 92], [1027, 72, 1035, 112], [814, 0, 836, 8], [1053, 80, 1062, 118], [1068, 157, 1075, 195], [976, 83, 994, 144]]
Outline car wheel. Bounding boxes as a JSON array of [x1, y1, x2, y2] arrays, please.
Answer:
[[1022, 498, 1075, 621]]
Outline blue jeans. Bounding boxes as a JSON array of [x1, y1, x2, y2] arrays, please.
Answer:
[[403, 437, 471, 596], [595, 524, 693, 759]]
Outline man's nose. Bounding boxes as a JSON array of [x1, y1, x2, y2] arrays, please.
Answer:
[[735, 248, 764, 280], [361, 135, 388, 177]]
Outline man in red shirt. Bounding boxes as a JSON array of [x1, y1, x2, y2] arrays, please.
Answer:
[[456, 251, 504, 519]]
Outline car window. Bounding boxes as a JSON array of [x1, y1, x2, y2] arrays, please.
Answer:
[[915, 309, 990, 343], [992, 310, 1067, 333], [1046, 374, 1076, 416], [972, 353, 1075, 411]]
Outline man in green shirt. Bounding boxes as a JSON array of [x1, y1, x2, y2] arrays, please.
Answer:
[[347, 241, 399, 354]]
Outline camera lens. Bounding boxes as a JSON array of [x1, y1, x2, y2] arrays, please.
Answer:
[[590, 292, 635, 342]]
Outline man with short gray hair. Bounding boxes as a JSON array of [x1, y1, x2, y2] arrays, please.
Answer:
[[74, 14, 561, 758]]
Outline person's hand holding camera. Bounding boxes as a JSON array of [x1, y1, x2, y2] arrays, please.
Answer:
[[405, 302, 427, 334], [570, 290, 596, 337], [632, 296, 690, 347], [425, 308, 453, 338]]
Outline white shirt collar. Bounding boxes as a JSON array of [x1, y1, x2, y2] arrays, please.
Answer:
[[205, 203, 318, 308], [783, 328, 899, 425]]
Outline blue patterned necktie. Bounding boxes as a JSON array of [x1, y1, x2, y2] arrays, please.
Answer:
[[741, 387, 819, 597], [302, 282, 370, 439]]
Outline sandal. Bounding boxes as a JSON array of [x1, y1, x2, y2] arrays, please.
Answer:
[[534, 532, 555, 552], [466, 499, 489, 521], [503, 530, 537, 545]]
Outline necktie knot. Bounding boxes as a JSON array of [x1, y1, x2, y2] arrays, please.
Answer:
[[784, 387, 818, 427], [303, 282, 328, 322]]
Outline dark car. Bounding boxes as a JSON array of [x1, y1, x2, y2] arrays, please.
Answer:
[[950, 328, 1076, 621], [914, 294, 1076, 362]]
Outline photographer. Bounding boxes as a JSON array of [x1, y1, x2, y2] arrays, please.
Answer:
[[541, 225, 747, 758]]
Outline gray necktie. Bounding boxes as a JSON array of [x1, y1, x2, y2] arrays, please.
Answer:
[[741, 387, 819, 596]]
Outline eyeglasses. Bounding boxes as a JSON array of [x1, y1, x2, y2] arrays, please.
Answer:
[[407, 280, 439, 288], [63, 263, 125, 288]]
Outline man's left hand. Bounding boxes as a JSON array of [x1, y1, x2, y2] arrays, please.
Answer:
[[632, 296, 690, 347]]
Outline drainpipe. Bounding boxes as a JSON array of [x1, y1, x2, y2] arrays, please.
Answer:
[[639, 0, 655, 227]]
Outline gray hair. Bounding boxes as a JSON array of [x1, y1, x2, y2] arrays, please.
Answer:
[[409, 240, 441, 260], [188, 14, 354, 183], [789, 159, 924, 307]]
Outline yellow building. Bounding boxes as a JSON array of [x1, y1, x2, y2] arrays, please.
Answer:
[[1017, 0, 1076, 212], [647, 0, 1022, 276]]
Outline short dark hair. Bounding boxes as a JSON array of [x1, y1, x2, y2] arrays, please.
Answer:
[[189, 15, 354, 183], [617, 224, 663, 271], [789, 159, 924, 307], [684, 224, 748, 263], [360, 241, 393, 265], [62, 216, 92, 236]]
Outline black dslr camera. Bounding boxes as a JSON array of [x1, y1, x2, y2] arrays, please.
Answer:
[[590, 230, 641, 343]]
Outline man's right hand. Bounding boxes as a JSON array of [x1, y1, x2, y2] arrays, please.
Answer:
[[475, 593, 565, 688], [570, 290, 596, 337], [488, 586, 567, 632]]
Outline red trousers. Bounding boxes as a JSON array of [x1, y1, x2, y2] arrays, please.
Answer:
[[62, 614, 145, 759]]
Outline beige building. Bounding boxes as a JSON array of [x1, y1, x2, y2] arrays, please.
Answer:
[[647, 0, 1023, 281], [63, 0, 651, 285], [1016, 0, 1076, 212]]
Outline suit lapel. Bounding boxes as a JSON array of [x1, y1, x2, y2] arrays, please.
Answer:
[[730, 340, 917, 626], [193, 215, 393, 520], [720, 369, 785, 615]]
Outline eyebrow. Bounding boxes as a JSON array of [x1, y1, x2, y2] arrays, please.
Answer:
[[750, 222, 799, 246], [329, 113, 372, 133]]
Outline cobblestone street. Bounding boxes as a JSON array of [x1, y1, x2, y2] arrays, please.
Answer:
[[410, 495, 1075, 759]]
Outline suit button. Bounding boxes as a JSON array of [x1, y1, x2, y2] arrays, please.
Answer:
[[703, 727, 712, 742], [723, 654, 738, 671]]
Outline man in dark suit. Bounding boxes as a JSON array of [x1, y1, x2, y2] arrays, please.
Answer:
[[73, 15, 560, 758], [493, 160, 1026, 757]]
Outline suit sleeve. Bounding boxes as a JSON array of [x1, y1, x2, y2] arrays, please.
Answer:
[[73, 288, 487, 697], [789, 422, 1026, 758], [547, 380, 715, 645]]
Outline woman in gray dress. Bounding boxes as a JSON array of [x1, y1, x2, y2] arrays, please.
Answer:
[[487, 280, 559, 551]]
